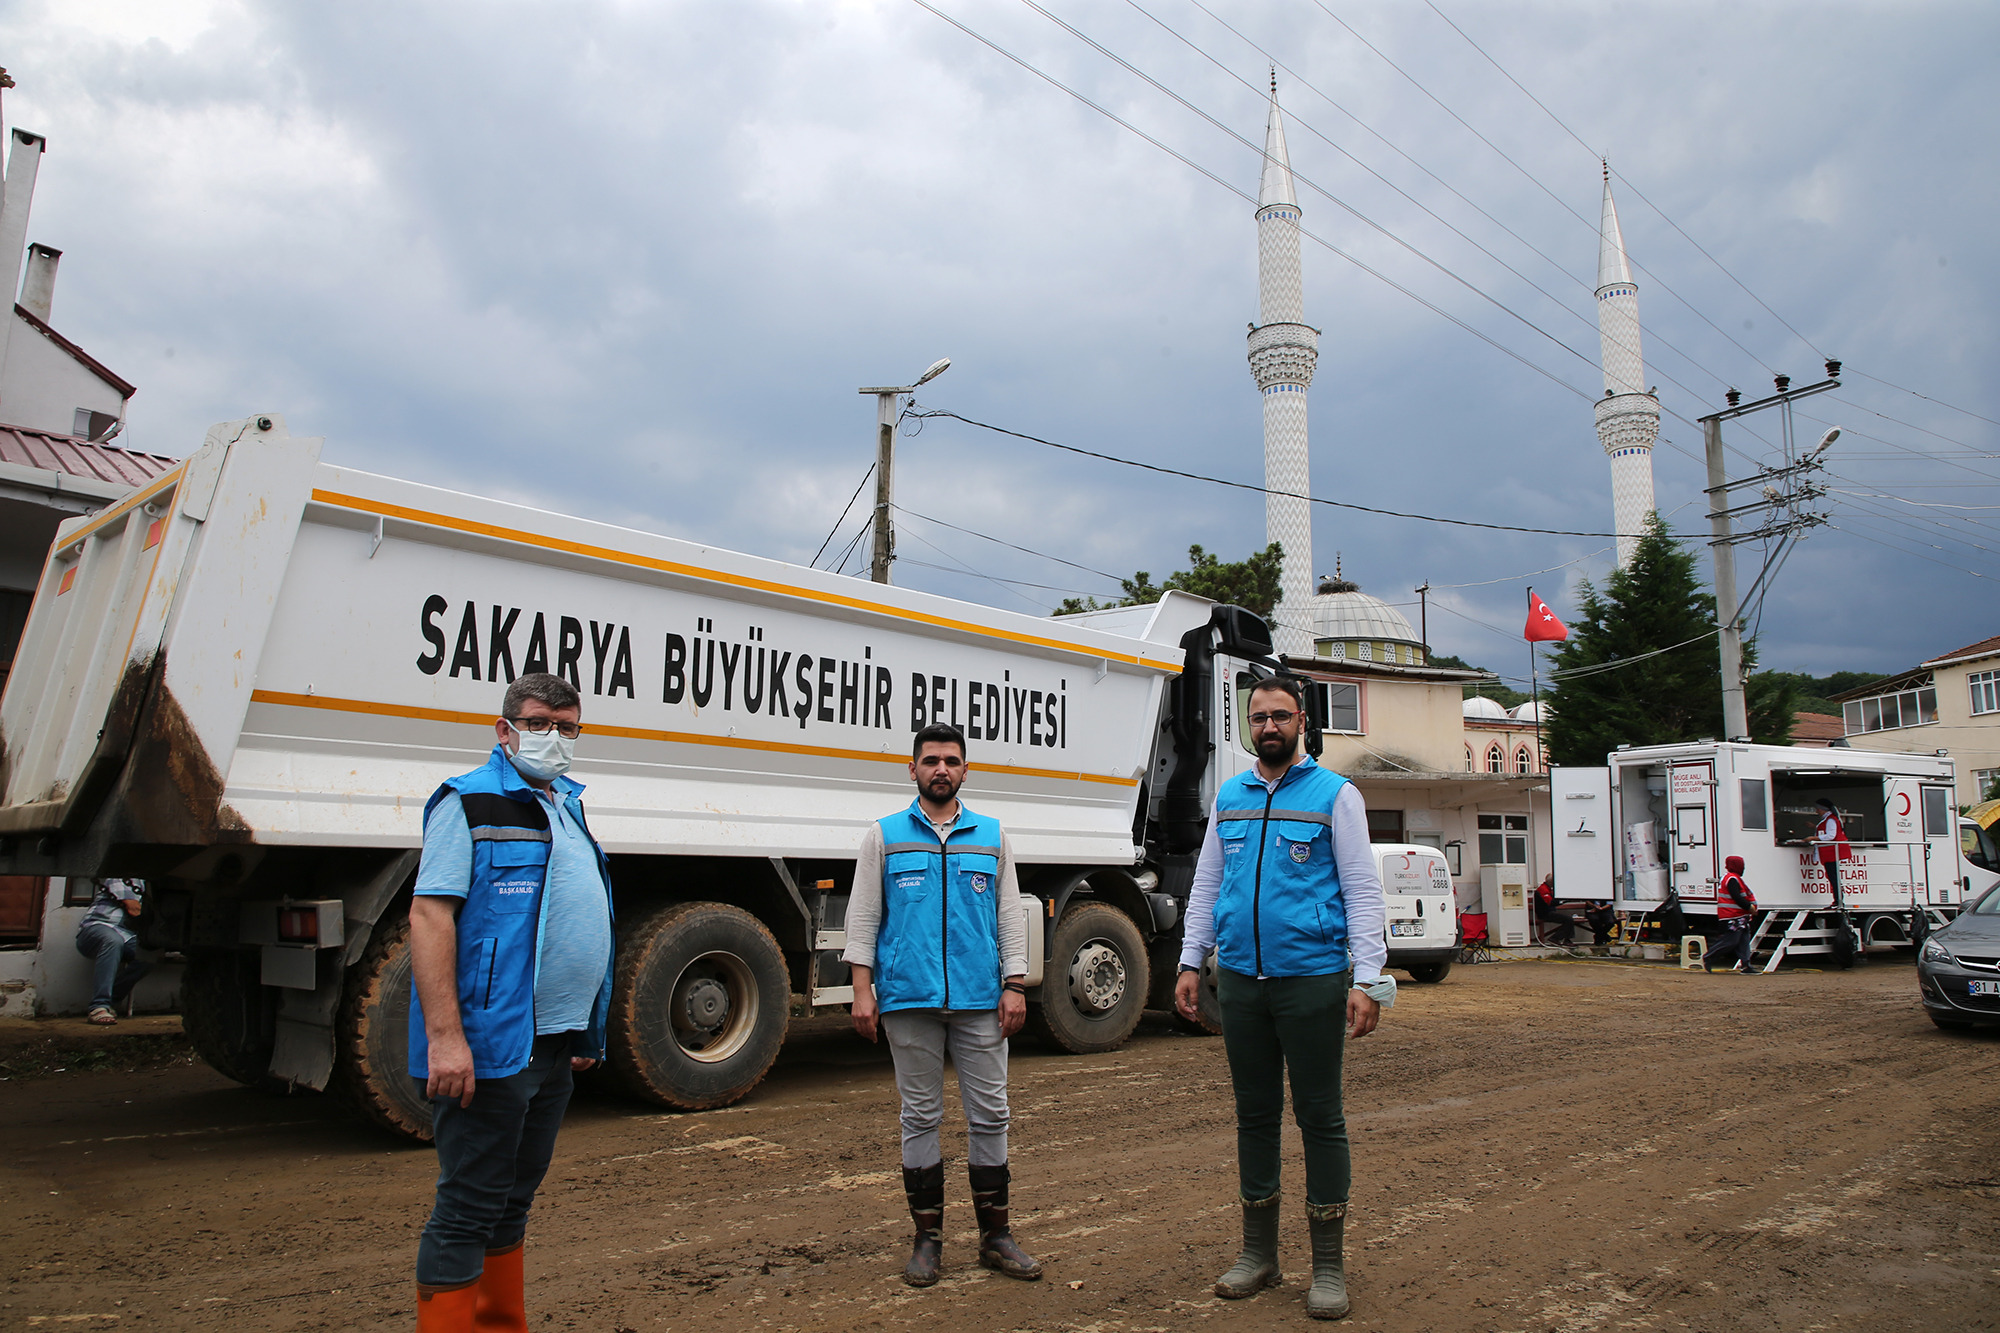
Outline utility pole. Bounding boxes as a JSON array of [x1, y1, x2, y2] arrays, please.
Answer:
[[1698, 360, 1842, 740], [857, 358, 950, 585], [1414, 582, 1430, 663]]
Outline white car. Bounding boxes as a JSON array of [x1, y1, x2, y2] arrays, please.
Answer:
[[1375, 843, 1456, 983]]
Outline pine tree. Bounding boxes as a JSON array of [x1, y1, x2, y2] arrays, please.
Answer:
[[1545, 515, 1794, 764], [1055, 543, 1284, 618]]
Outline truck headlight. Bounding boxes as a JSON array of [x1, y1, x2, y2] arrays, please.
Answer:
[[1920, 938, 1957, 966]]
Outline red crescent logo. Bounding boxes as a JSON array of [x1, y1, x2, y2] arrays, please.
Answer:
[[1896, 793, 1912, 816]]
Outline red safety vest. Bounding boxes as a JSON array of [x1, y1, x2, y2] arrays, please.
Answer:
[[1717, 873, 1756, 920], [1816, 812, 1853, 862]]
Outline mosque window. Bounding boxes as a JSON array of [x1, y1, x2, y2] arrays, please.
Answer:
[[1486, 744, 1504, 774], [1302, 680, 1361, 734], [1330, 641, 1346, 661], [1358, 641, 1372, 662], [1464, 745, 1474, 772], [1516, 747, 1533, 775]]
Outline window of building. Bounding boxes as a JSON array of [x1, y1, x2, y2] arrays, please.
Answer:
[[1358, 641, 1372, 662], [1972, 670, 2000, 716], [1329, 641, 1346, 661], [1464, 745, 1474, 772], [1974, 768, 2000, 801], [1486, 743, 1504, 773], [1477, 813, 1528, 864], [1515, 746, 1532, 775], [1367, 809, 1404, 843], [1298, 679, 1360, 734], [1843, 682, 1939, 733]]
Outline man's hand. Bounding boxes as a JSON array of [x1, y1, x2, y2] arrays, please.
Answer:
[[998, 980, 1026, 1038], [850, 966, 879, 1042], [1346, 987, 1381, 1040], [571, 1057, 597, 1073], [1173, 968, 1201, 1022], [426, 1031, 477, 1107]]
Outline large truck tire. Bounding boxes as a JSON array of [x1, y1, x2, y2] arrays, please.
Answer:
[[181, 948, 283, 1090], [608, 901, 789, 1111], [333, 913, 435, 1143], [1031, 900, 1150, 1053], [1405, 958, 1453, 984], [1169, 947, 1223, 1036]]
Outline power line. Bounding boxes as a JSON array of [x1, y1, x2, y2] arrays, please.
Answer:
[[892, 503, 1126, 581], [906, 405, 1639, 538], [812, 462, 875, 568], [1847, 370, 2000, 430]]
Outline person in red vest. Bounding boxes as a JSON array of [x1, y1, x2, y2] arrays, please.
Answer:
[[1532, 873, 1576, 946], [1705, 856, 1758, 973], [1814, 799, 1853, 899]]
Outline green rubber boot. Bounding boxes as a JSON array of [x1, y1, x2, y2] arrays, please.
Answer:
[[1213, 1192, 1282, 1299], [1305, 1201, 1351, 1320]]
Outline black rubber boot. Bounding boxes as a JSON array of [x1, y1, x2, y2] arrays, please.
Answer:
[[901, 1163, 945, 1288], [1214, 1191, 1282, 1298], [1305, 1201, 1351, 1319], [968, 1163, 1042, 1280]]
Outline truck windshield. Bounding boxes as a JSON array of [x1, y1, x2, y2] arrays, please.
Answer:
[[1963, 820, 2000, 873], [1770, 771, 1887, 845]]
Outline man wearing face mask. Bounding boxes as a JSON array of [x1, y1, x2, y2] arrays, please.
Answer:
[[407, 673, 614, 1333], [1174, 674, 1389, 1321]]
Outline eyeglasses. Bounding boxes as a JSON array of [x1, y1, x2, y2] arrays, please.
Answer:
[[1247, 710, 1296, 727], [508, 716, 584, 739]]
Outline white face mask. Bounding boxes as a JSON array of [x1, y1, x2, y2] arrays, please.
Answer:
[[506, 721, 575, 782]]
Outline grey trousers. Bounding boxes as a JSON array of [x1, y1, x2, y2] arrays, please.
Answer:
[[882, 1008, 1010, 1169]]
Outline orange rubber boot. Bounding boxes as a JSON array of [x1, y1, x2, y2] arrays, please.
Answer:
[[415, 1281, 478, 1332], [472, 1242, 527, 1333]]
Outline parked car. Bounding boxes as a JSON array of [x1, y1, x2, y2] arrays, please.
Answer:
[[1918, 881, 2000, 1030]]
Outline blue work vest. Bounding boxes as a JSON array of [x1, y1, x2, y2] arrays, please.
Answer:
[[408, 746, 615, 1079], [873, 801, 1006, 1013], [1212, 757, 1353, 978]]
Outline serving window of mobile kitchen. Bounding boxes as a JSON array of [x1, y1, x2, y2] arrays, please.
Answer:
[[1770, 771, 1889, 847]]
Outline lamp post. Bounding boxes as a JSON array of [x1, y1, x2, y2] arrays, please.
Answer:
[[858, 358, 951, 585]]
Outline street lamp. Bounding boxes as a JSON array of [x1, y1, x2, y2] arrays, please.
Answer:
[[857, 358, 951, 585]]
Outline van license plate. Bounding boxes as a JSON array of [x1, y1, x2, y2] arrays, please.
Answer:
[[1389, 921, 1424, 937], [1970, 980, 2000, 997]]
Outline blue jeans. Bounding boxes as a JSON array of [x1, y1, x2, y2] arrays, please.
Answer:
[[75, 923, 150, 1011], [1217, 967, 1352, 1207], [415, 1032, 577, 1288]]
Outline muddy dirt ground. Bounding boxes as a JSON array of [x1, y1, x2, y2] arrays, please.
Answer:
[[4, 959, 1997, 1332]]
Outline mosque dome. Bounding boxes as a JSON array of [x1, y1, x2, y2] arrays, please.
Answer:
[[1510, 700, 1551, 723], [1304, 566, 1427, 667], [1462, 695, 1510, 720]]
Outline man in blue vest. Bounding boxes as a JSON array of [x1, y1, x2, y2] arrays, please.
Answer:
[[1174, 674, 1391, 1321], [843, 721, 1040, 1287], [407, 672, 615, 1333]]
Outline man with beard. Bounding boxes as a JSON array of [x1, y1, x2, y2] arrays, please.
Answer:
[[1175, 674, 1390, 1321], [842, 722, 1040, 1287]]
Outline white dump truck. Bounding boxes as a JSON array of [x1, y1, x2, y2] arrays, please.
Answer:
[[0, 415, 1294, 1139], [1552, 741, 2000, 969]]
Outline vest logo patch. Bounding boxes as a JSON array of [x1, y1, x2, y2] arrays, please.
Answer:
[[895, 873, 926, 890], [1289, 842, 1311, 864], [495, 881, 537, 894], [970, 873, 989, 892]]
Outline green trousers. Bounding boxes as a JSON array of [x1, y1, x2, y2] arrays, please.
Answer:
[[1217, 966, 1352, 1206]]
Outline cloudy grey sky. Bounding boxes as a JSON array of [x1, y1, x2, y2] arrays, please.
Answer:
[[5, 0, 1995, 688]]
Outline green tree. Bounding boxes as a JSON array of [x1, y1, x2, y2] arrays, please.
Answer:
[[1054, 543, 1284, 618], [1545, 515, 1795, 764], [1751, 669, 1885, 717]]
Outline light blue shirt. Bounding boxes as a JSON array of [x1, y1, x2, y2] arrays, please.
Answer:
[[417, 788, 614, 1036]]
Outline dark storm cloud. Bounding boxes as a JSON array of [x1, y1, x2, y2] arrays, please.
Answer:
[[3, 0, 1994, 684]]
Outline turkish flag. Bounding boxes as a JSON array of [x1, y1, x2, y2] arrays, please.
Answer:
[[1524, 590, 1568, 642]]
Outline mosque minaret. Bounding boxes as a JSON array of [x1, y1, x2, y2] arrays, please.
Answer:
[[1247, 77, 1318, 655], [1593, 164, 1660, 567]]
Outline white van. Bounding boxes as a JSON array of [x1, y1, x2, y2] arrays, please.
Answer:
[[1375, 843, 1457, 983]]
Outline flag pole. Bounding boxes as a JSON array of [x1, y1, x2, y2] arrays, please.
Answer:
[[1528, 587, 1545, 774]]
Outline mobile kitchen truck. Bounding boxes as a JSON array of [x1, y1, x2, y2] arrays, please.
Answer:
[[0, 415, 1299, 1140], [1552, 741, 2000, 970]]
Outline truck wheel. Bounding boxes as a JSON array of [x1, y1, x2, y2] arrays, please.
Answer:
[[332, 913, 434, 1143], [1169, 948, 1223, 1036], [1405, 959, 1452, 984], [1031, 901, 1150, 1054], [609, 902, 789, 1111], [180, 948, 282, 1090]]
